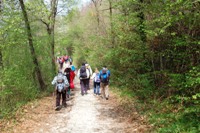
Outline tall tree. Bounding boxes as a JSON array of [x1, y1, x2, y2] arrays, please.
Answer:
[[49, 0, 58, 74], [0, 0, 3, 68], [18, 0, 46, 90], [91, 0, 101, 27], [108, 0, 114, 46], [38, 0, 58, 74]]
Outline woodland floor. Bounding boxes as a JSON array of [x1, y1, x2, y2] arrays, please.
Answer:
[[0, 78, 152, 133]]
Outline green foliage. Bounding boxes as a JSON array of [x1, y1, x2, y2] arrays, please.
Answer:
[[0, 0, 56, 118], [0, 67, 39, 117], [148, 103, 200, 133], [0, 0, 199, 132], [64, 0, 200, 132]]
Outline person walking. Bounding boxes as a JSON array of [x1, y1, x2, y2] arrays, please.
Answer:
[[77, 63, 90, 96], [64, 67, 71, 98], [99, 66, 110, 100], [91, 68, 101, 95], [85, 63, 93, 91], [52, 70, 69, 110], [58, 56, 64, 69]]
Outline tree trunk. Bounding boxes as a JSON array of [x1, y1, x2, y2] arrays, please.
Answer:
[[0, 1, 3, 68], [19, 0, 46, 90], [49, 0, 58, 75], [91, 0, 100, 27], [109, 0, 114, 46]]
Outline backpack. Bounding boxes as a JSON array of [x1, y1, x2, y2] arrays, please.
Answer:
[[56, 74, 65, 92], [100, 70, 109, 83], [57, 73, 64, 83], [64, 68, 71, 81], [80, 66, 87, 78], [95, 73, 100, 83], [71, 65, 76, 71]]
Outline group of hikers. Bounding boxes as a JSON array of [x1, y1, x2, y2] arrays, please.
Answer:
[[52, 55, 76, 110], [77, 63, 110, 100], [52, 55, 111, 111]]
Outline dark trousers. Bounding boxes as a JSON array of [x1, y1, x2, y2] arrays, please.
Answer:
[[80, 79, 87, 95], [56, 90, 66, 107], [86, 78, 90, 90], [66, 86, 70, 98]]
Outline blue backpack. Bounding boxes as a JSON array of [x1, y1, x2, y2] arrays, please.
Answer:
[[71, 65, 76, 71], [100, 70, 109, 83]]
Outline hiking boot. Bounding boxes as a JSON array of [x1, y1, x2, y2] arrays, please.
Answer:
[[63, 104, 67, 108], [55, 106, 60, 111], [106, 97, 109, 100]]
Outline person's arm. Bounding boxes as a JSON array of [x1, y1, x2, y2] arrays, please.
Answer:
[[89, 67, 93, 76], [108, 70, 111, 76], [86, 69, 90, 78], [77, 69, 80, 78], [51, 76, 57, 85], [99, 71, 102, 80]]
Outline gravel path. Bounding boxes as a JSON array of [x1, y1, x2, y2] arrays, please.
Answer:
[[43, 81, 127, 133], [65, 90, 126, 133], [1, 78, 150, 133]]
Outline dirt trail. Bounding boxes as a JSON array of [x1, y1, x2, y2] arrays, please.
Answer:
[[1, 78, 151, 133]]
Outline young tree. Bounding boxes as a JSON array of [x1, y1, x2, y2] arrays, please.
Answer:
[[19, 0, 46, 90]]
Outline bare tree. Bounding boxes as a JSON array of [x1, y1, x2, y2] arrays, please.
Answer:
[[91, 0, 102, 27]]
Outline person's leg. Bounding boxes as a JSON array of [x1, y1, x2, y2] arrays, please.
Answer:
[[66, 87, 69, 98], [80, 80, 84, 95], [96, 83, 100, 95], [68, 87, 71, 95], [105, 84, 109, 100], [94, 81, 96, 94], [60, 63, 63, 69], [99, 83, 101, 95], [62, 90, 67, 107], [101, 83, 106, 99], [88, 77, 90, 90], [85, 78, 89, 90], [56, 91, 61, 107], [83, 79, 88, 94]]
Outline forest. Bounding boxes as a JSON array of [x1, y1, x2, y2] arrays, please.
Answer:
[[0, 0, 199, 132]]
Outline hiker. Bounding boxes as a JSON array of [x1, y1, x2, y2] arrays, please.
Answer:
[[68, 55, 73, 63], [63, 54, 68, 62], [99, 66, 110, 100], [58, 56, 64, 69], [70, 62, 76, 91], [62, 58, 70, 73], [77, 63, 90, 95], [64, 67, 71, 98], [52, 70, 69, 110], [85, 63, 93, 90], [91, 68, 101, 95]]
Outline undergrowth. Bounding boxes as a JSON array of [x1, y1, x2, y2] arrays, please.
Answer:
[[111, 87, 200, 133]]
